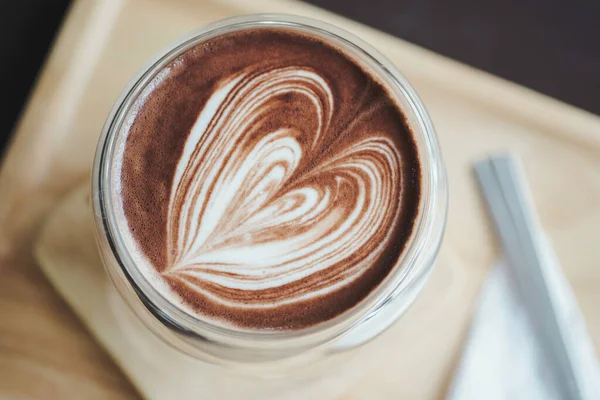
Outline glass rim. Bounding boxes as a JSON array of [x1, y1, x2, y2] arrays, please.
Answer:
[[92, 13, 447, 354]]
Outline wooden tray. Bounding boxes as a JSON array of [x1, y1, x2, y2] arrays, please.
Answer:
[[1, 0, 600, 398]]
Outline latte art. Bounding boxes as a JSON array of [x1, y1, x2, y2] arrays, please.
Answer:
[[165, 66, 401, 308], [115, 28, 421, 330]]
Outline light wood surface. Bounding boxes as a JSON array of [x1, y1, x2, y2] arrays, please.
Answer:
[[2, 0, 600, 398]]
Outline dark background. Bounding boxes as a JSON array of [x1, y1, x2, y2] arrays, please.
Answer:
[[1, 0, 599, 156]]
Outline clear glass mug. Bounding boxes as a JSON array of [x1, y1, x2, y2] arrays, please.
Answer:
[[91, 13, 447, 387]]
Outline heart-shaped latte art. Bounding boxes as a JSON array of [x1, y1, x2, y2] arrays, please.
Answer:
[[162, 66, 403, 310]]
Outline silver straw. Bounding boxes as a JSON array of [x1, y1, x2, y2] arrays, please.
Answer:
[[474, 154, 588, 400]]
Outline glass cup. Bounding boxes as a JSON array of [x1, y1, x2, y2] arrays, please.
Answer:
[[91, 14, 447, 378]]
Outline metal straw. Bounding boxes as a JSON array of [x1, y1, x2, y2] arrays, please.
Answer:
[[474, 154, 588, 400]]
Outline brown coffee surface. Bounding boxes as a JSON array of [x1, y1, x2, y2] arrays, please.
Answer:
[[115, 27, 421, 330]]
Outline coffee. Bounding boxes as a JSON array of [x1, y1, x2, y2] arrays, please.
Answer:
[[111, 27, 421, 331]]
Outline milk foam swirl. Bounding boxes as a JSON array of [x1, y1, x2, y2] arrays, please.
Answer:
[[162, 66, 402, 309], [117, 28, 421, 329]]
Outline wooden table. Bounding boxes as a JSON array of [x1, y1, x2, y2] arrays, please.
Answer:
[[1, 0, 599, 399]]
